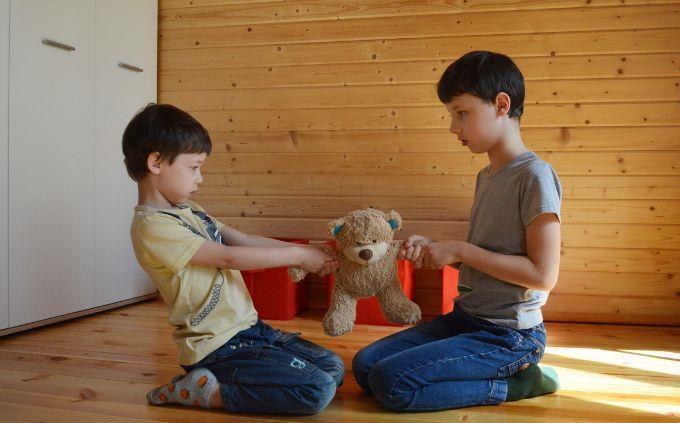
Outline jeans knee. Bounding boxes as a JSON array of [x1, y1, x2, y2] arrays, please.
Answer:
[[352, 348, 372, 391], [301, 371, 337, 414], [324, 352, 346, 387], [367, 362, 410, 411]]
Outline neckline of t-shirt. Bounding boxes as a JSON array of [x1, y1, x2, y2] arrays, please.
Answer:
[[135, 203, 193, 214], [484, 151, 536, 178]]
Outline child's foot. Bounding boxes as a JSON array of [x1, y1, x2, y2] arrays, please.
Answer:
[[146, 368, 219, 408], [505, 364, 560, 402]]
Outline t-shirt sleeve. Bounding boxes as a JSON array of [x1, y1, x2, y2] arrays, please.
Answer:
[[520, 162, 562, 227], [136, 215, 206, 275]]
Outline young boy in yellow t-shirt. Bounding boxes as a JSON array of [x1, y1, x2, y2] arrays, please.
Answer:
[[124, 104, 342, 415]]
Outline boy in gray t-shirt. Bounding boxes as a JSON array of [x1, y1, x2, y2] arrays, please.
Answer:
[[459, 151, 562, 330], [352, 51, 561, 412]]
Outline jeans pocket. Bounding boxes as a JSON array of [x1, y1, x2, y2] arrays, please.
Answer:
[[521, 326, 546, 357], [498, 327, 527, 351], [496, 350, 538, 379], [279, 335, 333, 360]]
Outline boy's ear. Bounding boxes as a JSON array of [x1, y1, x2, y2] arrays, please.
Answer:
[[147, 152, 162, 175], [385, 210, 402, 231], [495, 92, 511, 117], [328, 218, 345, 238]]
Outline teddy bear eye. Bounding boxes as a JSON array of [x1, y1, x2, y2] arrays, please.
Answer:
[[356, 242, 362, 246], [373, 239, 377, 243]]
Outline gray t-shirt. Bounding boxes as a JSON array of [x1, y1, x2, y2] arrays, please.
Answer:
[[456, 151, 562, 329]]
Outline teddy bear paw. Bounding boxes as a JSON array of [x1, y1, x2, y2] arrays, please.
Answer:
[[288, 266, 307, 283], [404, 304, 422, 324], [323, 313, 354, 337], [386, 301, 422, 324]]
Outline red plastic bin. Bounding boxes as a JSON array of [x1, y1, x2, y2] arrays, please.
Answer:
[[241, 238, 309, 320], [413, 265, 459, 318], [439, 265, 460, 315]]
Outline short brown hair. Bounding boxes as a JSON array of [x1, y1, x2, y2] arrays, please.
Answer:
[[122, 104, 212, 181], [437, 51, 525, 120]]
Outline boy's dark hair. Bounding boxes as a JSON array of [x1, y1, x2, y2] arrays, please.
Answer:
[[122, 103, 212, 181], [437, 51, 525, 119]]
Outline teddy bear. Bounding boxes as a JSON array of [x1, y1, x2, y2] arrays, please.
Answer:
[[290, 208, 422, 336]]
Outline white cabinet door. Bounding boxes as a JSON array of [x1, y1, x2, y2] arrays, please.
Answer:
[[0, 0, 8, 330], [8, 0, 95, 326], [94, 0, 157, 306]]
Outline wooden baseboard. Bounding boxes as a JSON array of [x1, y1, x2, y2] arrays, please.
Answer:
[[0, 292, 159, 337]]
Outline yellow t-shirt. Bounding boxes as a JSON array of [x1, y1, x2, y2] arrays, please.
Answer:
[[130, 201, 257, 365]]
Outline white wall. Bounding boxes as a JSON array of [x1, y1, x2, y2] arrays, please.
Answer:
[[0, 0, 9, 329]]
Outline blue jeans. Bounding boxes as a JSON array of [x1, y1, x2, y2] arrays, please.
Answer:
[[352, 306, 546, 411], [182, 319, 344, 414]]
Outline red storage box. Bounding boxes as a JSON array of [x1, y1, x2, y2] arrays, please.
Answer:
[[439, 265, 460, 315], [415, 265, 460, 317], [324, 259, 416, 326], [241, 268, 262, 296], [240, 238, 309, 320]]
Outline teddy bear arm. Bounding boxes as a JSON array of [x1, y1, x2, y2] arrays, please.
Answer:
[[287, 266, 307, 283], [389, 239, 404, 254]]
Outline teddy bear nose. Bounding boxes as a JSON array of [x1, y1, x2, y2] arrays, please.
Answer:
[[359, 249, 373, 261]]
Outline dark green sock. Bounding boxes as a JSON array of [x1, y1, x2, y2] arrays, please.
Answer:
[[505, 364, 560, 402]]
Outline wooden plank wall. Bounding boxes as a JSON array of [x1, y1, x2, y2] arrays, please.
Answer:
[[157, 0, 680, 326]]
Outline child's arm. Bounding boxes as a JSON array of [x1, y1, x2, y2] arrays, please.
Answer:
[[420, 213, 560, 292], [189, 240, 337, 275], [218, 226, 298, 248]]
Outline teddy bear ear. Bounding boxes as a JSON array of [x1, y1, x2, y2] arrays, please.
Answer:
[[385, 210, 402, 231], [328, 218, 345, 238]]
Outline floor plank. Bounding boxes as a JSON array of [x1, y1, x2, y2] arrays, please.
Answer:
[[0, 298, 678, 422]]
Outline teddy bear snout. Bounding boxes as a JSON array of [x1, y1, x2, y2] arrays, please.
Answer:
[[359, 249, 373, 261], [342, 242, 389, 265]]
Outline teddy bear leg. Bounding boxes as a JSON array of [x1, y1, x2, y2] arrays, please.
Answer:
[[376, 279, 422, 325], [323, 287, 358, 337]]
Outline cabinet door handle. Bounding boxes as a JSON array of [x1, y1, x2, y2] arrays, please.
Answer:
[[41, 38, 76, 51], [118, 62, 143, 73]]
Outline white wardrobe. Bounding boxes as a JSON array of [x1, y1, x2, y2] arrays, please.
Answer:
[[1, 0, 158, 334]]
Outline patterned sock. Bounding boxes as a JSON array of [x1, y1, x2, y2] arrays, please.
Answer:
[[146, 368, 219, 408], [505, 364, 560, 402]]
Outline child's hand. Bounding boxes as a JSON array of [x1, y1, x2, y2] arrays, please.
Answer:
[[314, 244, 339, 277], [398, 234, 434, 264], [420, 240, 462, 269], [299, 246, 338, 277]]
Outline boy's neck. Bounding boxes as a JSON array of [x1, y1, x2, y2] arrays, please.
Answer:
[[136, 178, 176, 209], [487, 124, 528, 174]]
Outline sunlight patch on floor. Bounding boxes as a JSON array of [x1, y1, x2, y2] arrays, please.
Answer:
[[546, 347, 680, 376], [545, 364, 679, 397], [619, 350, 680, 361], [556, 391, 680, 418]]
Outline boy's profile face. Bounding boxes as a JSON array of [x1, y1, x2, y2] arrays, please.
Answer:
[[444, 93, 506, 154], [152, 152, 207, 206]]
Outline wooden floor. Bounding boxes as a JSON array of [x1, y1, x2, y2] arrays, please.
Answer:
[[0, 298, 678, 422]]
